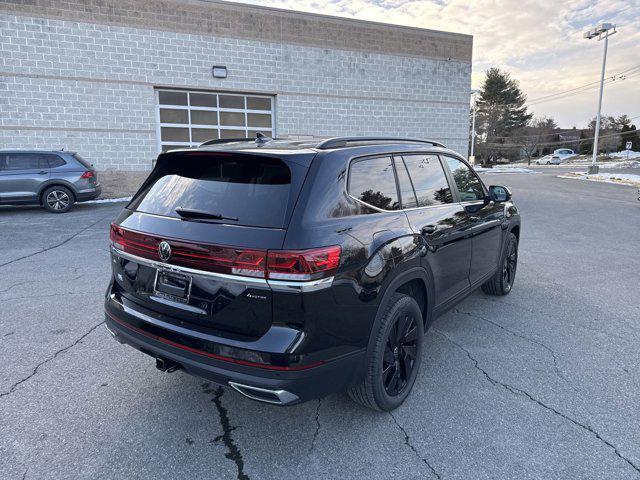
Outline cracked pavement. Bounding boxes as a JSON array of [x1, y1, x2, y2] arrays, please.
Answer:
[[1, 170, 640, 479]]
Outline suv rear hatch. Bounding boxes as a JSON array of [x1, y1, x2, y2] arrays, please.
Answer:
[[110, 148, 315, 339]]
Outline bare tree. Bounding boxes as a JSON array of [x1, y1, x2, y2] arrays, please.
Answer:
[[510, 117, 556, 165]]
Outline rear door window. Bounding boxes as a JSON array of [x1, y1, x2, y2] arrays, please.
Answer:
[[400, 154, 453, 206], [1, 153, 50, 170], [348, 156, 400, 211], [128, 154, 300, 229]]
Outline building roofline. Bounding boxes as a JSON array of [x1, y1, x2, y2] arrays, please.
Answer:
[[197, 0, 473, 41], [0, 0, 473, 62]]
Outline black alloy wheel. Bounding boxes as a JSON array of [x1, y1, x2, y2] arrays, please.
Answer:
[[502, 239, 517, 292], [481, 232, 518, 296], [383, 313, 419, 396], [348, 293, 425, 411]]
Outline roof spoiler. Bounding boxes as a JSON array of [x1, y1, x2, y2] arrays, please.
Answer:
[[199, 132, 273, 147]]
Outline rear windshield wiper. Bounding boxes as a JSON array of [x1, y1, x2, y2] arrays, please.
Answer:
[[175, 207, 239, 222]]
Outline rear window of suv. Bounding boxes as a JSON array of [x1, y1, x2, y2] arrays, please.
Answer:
[[128, 153, 299, 229], [72, 153, 93, 169]]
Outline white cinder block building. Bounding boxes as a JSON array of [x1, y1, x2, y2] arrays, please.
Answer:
[[0, 0, 473, 170]]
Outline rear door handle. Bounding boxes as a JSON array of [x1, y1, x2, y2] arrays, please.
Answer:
[[38, 170, 48, 175], [421, 225, 438, 235], [469, 216, 481, 223]]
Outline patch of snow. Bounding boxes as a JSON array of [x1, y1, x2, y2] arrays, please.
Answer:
[[594, 160, 640, 169], [83, 196, 132, 204], [564, 160, 640, 168], [557, 172, 640, 188], [610, 150, 640, 159], [474, 166, 536, 174]]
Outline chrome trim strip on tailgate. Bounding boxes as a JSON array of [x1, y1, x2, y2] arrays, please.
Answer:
[[111, 247, 268, 286], [111, 247, 334, 292]]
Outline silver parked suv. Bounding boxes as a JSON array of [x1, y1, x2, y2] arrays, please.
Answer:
[[0, 150, 101, 213]]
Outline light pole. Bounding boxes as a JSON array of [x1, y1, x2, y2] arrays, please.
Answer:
[[470, 89, 479, 165], [584, 23, 616, 174]]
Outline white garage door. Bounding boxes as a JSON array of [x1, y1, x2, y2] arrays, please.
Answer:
[[156, 89, 275, 152]]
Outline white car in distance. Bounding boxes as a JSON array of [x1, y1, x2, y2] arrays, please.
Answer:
[[534, 149, 577, 165], [534, 155, 561, 165]]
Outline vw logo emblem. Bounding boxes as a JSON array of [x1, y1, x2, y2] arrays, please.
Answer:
[[158, 241, 171, 262]]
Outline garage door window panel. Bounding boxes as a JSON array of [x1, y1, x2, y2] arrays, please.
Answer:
[[192, 128, 219, 143], [161, 127, 190, 143], [219, 95, 245, 109], [157, 89, 274, 151], [247, 97, 271, 110], [158, 91, 188, 106], [220, 129, 248, 139], [220, 111, 246, 126], [190, 92, 217, 108], [248, 113, 272, 128], [160, 109, 189, 124], [190, 110, 217, 126]]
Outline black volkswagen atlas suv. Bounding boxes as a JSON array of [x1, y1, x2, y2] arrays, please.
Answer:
[[105, 136, 521, 411]]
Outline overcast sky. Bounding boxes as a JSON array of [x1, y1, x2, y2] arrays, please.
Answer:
[[229, 0, 640, 129]]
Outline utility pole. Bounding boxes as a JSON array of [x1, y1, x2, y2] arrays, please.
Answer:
[[470, 89, 479, 165], [584, 23, 617, 174]]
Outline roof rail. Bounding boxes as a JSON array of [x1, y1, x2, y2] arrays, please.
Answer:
[[315, 137, 446, 150]]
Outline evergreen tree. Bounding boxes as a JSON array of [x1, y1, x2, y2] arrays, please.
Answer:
[[615, 114, 632, 129], [476, 68, 533, 140]]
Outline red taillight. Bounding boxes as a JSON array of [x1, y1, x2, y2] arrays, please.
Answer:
[[110, 225, 340, 281], [177, 246, 266, 278], [110, 224, 126, 251], [80, 171, 94, 179], [267, 246, 341, 281]]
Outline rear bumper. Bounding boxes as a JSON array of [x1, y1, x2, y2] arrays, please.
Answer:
[[104, 308, 365, 405], [76, 185, 101, 201]]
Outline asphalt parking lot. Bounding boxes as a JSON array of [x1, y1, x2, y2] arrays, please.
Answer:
[[1, 170, 639, 480]]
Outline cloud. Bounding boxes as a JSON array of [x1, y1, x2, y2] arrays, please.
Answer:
[[228, 0, 640, 127]]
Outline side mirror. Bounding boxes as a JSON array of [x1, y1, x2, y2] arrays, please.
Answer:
[[489, 185, 512, 203]]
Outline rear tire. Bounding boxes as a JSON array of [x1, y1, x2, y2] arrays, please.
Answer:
[[482, 232, 518, 296], [348, 293, 424, 411], [43, 186, 74, 213]]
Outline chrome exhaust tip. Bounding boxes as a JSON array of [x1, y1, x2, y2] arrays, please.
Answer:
[[228, 381, 299, 405], [155, 356, 181, 373]]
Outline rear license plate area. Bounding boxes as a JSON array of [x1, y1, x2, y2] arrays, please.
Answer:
[[154, 270, 192, 304]]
